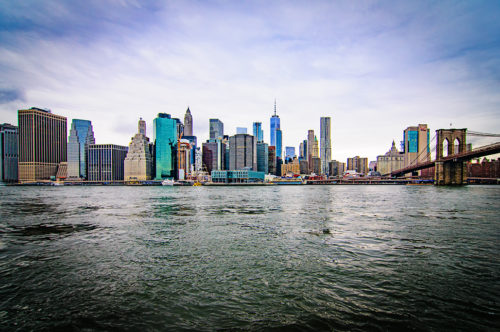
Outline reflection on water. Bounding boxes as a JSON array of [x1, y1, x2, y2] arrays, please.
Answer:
[[0, 185, 499, 331]]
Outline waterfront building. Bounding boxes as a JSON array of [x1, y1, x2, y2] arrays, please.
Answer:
[[87, 144, 128, 181], [177, 139, 193, 180], [236, 127, 247, 134], [270, 100, 281, 157], [252, 122, 263, 142], [311, 157, 321, 175], [285, 146, 295, 162], [299, 160, 309, 174], [376, 141, 404, 175], [403, 124, 430, 168], [211, 170, 265, 183], [0, 123, 18, 183], [320, 117, 332, 175], [281, 157, 300, 176], [18, 107, 67, 182], [268, 146, 276, 175], [347, 156, 369, 175], [124, 118, 152, 181], [202, 140, 226, 173], [256, 141, 269, 173], [154, 113, 178, 179], [307, 130, 314, 167], [67, 119, 95, 180], [194, 147, 202, 171], [184, 107, 193, 136], [276, 157, 283, 176], [299, 142, 304, 159], [229, 134, 256, 171], [328, 160, 346, 177], [209, 119, 224, 140]]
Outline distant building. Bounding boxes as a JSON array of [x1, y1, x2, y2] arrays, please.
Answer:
[[154, 113, 177, 179], [270, 100, 280, 148], [194, 147, 202, 171], [307, 130, 314, 168], [403, 124, 430, 168], [124, 118, 152, 181], [369, 161, 377, 171], [276, 129, 282, 159], [236, 127, 247, 134], [229, 134, 256, 171], [347, 156, 368, 175], [467, 158, 500, 178], [177, 139, 193, 180], [311, 157, 321, 175], [184, 107, 193, 136], [183, 135, 197, 169], [18, 107, 67, 182], [202, 140, 226, 173], [320, 117, 332, 175], [211, 170, 265, 183], [256, 141, 269, 173], [87, 144, 128, 181], [376, 141, 404, 175], [209, 119, 224, 140], [328, 160, 345, 177], [285, 146, 295, 162], [281, 157, 300, 176], [253, 122, 263, 142], [268, 146, 277, 175], [67, 119, 95, 180], [0, 123, 18, 183], [299, 160, 309, 174]]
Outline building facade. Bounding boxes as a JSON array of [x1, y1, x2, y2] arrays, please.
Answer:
[[320, 117, 332, 175], [311, 157, 321, 175], [281, 158, 300, 176], [236, 127, 247, 134], [403, 124, 430, 168], [124, 118, 152, 181], [229, 134, 256, 171], [211, 170, 265, 183], [184, 107, 193, 136], [328, 160, 346, 177], [253, 122, 263, 142], [202, 140, 226, 173], [67, 119, 95, 179], [268, 146, 276, 175], [209, 119, 224, 140], [87, 144, 128, 181], [18, 108, 67, 182], [275, 129, 282, 159], [376, 141, 404, 175], [347, 156, 369, 175], [307, 129, 315, 167], [299, 160, 309, 174], [256, 141, 268, 173], [285, 146, 295, 161], [270, 101, 280, 149], [0, 123, 18, 183], [154, 113, 177, 179]]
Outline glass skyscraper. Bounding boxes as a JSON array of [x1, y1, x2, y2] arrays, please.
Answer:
[[252, 122, 263, 142], [270, 101, 281, 157], [209, 119, 224, 140], [276, 129, 282, 159], [320, 117, 332, 175], [154, 113, 178, 179], [67, 119, 95, 179]]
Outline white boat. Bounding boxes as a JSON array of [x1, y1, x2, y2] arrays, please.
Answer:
[[161, 179, 175, 186]]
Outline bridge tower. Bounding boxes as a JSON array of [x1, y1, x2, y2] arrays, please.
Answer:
[[435, 129, 467, 185]]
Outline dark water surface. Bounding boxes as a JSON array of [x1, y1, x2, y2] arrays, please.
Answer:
[[0, 185, 499, 331]]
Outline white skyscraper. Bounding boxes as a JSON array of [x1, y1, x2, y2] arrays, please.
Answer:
[[320, 117, 332, 175]]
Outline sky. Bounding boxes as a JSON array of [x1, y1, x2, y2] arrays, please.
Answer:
[[1, 0, 499, 162]]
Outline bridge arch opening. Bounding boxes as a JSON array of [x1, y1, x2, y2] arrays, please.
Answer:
[[442, 138, 449, 157], [453, 138, 460, 155]]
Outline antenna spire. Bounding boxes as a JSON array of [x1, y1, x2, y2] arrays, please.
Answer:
[[274, 99, 276, 116]]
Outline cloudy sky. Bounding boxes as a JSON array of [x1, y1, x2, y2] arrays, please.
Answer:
[[1, 0, 499, 161]]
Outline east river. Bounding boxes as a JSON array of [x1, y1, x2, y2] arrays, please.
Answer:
[[0, 185, 499, 331]]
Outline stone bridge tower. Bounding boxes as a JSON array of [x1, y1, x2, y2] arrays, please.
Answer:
[[435, 129, 467, 185]]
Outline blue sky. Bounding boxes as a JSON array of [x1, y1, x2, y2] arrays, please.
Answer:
[[1, 0, 499, 161]]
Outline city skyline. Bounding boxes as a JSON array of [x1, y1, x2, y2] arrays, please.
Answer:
[[0, 1, 499, 162]]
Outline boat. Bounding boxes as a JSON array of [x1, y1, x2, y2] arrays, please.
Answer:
[[161, 179, 175, 186], [173, 180, 193, 186], [193, 181, 202, 186]]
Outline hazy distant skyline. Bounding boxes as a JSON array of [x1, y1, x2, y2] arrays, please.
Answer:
[[1, 1, 499, 161]]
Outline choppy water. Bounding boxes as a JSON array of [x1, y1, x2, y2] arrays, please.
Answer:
[[0, 185, 499, 331]]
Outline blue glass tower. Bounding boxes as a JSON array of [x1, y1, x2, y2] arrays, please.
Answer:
[[270, 100, 281, 156], [67, 119, 95, 179], [154, 113, 177, 179], [253, 122, 263, 142], [276, 129, 282, 159]]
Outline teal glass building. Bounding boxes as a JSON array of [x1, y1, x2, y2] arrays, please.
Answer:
[[154, 113, 178, 179]]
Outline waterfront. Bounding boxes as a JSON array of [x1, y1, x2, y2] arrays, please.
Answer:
[[0, 186, 499, 331]]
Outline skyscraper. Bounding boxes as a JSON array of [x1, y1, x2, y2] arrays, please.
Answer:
[[252, 122, 263, 142], [87, 144, 128, 181], [202, 140, 226, 173], [154, 113, 177, 179], [276, 129, 282, 159], [236, 127, 247, 134], [184, 107, 193, 136], [0, 123, 18, 183], [347, 156, 368, 175], [320, 117, 332, 175], [270, 100, 280, 150], [124, 118, 152, 181], [307, 130, 314, 162], [403, 124, 430, 168], [67, 119, 95, 179], [285, 146, 295, 161], [256, 141, 268, 173], [18, 108, 67, 182], [209, 119, 224, 140], [229, 134, 257, 171]]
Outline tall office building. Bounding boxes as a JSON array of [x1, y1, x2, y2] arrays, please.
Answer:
[[320, 117, 332, 175], [329, 160, 346, 177], [177, 139, 193, 179], [124, 118, 152, 181], [229, 134, 256, 171], [0, 123, 18, 183], [154, 113, 177, 179], [256, 141, 269, 173], [18, 108, 67, 182], [67, 119, 95, 179], [285, 146, 295, 161], [253, 122, 263, 142], [209, 119, 224, 140], [276, 129, 282, 159], [403, 124, 430, 168], [268, 146, 277, 175], [87, 144, 128, 181], [307, 130, 315, 166], [202, 140, 226, 173], [184, 107, 193, 136], [270, 100, 280, 152], [347, 156, 368, 175]]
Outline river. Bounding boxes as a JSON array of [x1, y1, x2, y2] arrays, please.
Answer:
[[0, 185, 499, 331]]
